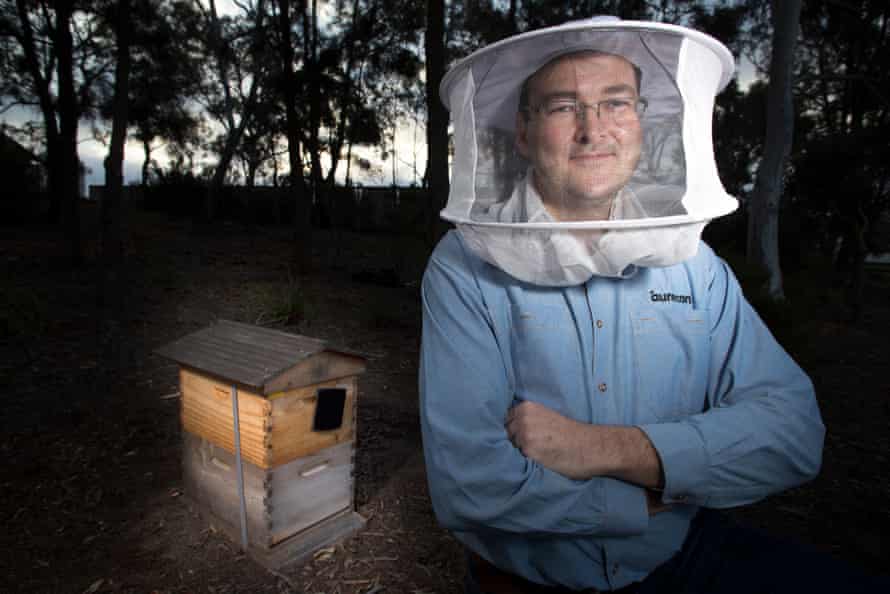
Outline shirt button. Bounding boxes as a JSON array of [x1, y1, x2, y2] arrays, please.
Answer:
[[596, 319, 604, 329], [598, 383, 607, 392]]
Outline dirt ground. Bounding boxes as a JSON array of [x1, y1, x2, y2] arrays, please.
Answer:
[[1, 210, 888, 594]]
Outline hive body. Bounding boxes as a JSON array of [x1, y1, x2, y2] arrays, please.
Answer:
[[156, 320, 367, 564]]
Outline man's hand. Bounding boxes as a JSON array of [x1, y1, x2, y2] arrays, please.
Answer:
[[505, 400, 594, 480], [505, 400, 665, 489], [646, 489, 672, 516]]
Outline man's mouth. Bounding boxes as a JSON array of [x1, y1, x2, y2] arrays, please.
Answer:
[[570, 152, 615, 161]]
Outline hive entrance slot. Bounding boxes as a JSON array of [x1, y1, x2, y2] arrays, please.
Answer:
[[313, 387, 346, 431]]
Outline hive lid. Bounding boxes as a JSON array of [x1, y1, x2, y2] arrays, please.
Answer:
[[155, 320, 367, 394]]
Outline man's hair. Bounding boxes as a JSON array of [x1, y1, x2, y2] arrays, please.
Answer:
[[518, 50, 643, 119]]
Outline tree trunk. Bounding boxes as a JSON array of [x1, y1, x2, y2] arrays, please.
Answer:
[[747, 0, 801, 301], [298, 0, 322, 191], [322, 0, 365, 189], [141, 138, 152, 185], [15, 0, 63, 223], [56, 0, 82, 266], [303, 0, 328, 233], [205, 0, 264, 220], [277, 0, 312, 273], [100, 0, 132, 371], [424, 0, 449, 245], [345, 141, 353, 187]]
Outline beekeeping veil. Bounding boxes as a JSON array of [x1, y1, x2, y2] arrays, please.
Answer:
[[440, 17, 737, 285]]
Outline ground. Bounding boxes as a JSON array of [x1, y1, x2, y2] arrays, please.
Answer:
[[1, 210, 888, 594]]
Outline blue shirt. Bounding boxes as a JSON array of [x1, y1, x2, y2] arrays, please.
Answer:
[[419, 231, 824, 591]]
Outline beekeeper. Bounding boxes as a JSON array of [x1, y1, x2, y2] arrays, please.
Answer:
[[420, 17, 881, 594]]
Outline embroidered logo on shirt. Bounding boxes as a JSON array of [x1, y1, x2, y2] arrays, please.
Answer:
[[649, 290, 693, 305]]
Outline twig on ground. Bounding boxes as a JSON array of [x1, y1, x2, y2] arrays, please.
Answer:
[[268, 568, 298, 593]]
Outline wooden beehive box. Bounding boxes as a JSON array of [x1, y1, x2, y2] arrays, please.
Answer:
[[155, 320, 367, 565]]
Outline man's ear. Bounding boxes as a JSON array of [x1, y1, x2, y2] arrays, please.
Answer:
[[516, 112, 530, 158]]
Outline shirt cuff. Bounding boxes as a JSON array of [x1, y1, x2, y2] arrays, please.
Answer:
[[599, 477, 648, 535], [638, 422, 709, 506]]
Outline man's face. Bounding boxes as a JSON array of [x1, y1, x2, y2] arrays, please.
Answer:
[[517, 52, 643, 221]]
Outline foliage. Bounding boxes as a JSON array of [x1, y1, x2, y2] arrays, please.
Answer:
[[788, 0, 890, 252], [247, 276, 307, 326], [0, 0, 110, 123], [0, 0, 111, 237], [124, 1, 203, 184]]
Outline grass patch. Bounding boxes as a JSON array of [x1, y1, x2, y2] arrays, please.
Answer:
[[244, 276, 308, 326]]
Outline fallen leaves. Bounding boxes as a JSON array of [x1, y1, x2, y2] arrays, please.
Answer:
[[313, 546, 337, 561]]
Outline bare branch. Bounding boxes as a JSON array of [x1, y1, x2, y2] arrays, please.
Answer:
[[0, 99, 34, 114]]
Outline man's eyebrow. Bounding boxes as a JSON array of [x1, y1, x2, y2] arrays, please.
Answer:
[[601, 84, 638, 96], [535, 85, 638, 103], [537, 91, 578, 102]]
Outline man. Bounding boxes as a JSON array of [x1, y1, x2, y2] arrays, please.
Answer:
[[420, 18, 883, 594]]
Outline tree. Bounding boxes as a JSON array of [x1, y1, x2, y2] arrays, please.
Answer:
[[424, 0, 447, 243], [746, 0, 801, 301], [269, 0, 421, 265], [272, 0, 311, 270], [322, 0, 420, 189], [790, 0, 890, 318], [196, 0, 270, 220], [126, 0, 202, 185], [0, 0, 112, 264], [98, 0, 131, 370]]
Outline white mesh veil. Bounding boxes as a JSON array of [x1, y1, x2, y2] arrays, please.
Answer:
[[440, 17, 737, 285]]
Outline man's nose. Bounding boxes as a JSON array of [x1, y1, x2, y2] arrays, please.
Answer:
[[574, 106, 608, 142]]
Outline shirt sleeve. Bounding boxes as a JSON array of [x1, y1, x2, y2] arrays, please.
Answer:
[[639, 247, 825, 508], [420, 234, 649, 537]]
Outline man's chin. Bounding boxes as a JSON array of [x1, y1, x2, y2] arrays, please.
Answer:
[[566, 184, 622, 206], [547, 190, 616, 220]]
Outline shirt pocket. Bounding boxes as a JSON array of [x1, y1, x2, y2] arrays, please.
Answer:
[[509, 304, 582, 405], [629, 308, 710, 422]]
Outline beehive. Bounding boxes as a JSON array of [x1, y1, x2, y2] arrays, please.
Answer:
[[156, 320, 367, 565]]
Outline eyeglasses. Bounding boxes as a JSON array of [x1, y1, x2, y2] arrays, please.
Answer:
[[525, 97, 648, 126]]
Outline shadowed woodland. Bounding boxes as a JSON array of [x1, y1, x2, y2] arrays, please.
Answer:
[[2, 1, 890, 593]]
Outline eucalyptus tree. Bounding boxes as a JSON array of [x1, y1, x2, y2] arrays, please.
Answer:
[[744, 0, 801, 301], [235, 100, 282, 188], [290, 0, 422, 189], [125, 0, 203, 185], [0, 0, 117, 264], [93, 0, 131, 370], [789, 0, 890, 317], [269, 0, 422, 265], [269, 0, 310, 270], [195, 0, 272, 220], [425, 0, 447, 241]]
